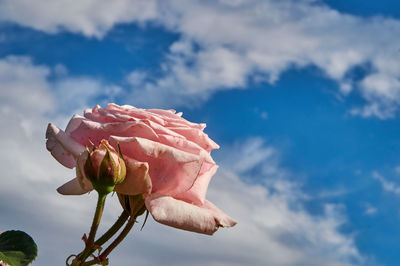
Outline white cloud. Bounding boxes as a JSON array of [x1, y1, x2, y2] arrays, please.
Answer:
[[372, 171, 400, 195], [0, 56, 54, 115], [216, 137, 279, 176], [0, 57, 367, 265], [364, 204, 378, 216], [3, 1, 400, 116], [132, 0, 400, 117], [0, 0, 157, 38]]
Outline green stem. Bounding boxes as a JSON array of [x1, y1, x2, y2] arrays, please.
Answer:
[[94, 210, 129, 247], [98, 216, 136, 262], [78, 193, 107, 263], [74, 210, 129, 264]]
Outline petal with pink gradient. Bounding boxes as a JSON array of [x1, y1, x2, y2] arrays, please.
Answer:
[[145, 194, 220, 235], [147, 109, 206, 129], [57, 177, 92, 195], [115, 157, 152, 196], [174, 164, 218, 205], [75, 151, 95, 192], [107, 104, 166, 125], [65, 114, 86, 134], [45, 123, 85, 168], [203, 200, 237, 228], [157, 134, 215, 164], [167, 127, 219, 152], [69, 119, 160, 147], [110, 136, 203, 196]]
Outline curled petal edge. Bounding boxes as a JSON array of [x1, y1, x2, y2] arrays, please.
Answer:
[[57, 177, 92, 195], [46, 123, 85, 168], [145, 194, 236, 235]]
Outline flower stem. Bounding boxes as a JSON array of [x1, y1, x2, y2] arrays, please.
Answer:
[[75, 209, 129, 263], [94, 210, 129, 247], [98, 216, 136, 262], [78, 193, 107, 263]]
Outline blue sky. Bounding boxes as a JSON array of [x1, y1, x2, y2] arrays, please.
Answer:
[[1, 0, 400, 265]]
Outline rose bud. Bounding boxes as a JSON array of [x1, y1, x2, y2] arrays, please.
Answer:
[[77, 140, 126, 195]]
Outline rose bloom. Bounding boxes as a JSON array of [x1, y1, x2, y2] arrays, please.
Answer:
[[46, 103, 236, 235]]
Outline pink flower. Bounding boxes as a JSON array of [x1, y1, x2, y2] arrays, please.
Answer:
[[46, 104, 236, 235]]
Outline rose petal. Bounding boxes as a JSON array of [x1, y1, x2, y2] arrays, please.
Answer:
[[57, 177, 92, 195], [110, 136, 203, 196], [140, 119, 183, 138], [167, 127, 219, 152], [157, 134, 215, 164], [46, 123, 85, 168], [175, 164, 218, 205], [65, 114, 86, 134], [69, 119, 159, 147], [84, 105, 111, 123], [165, 120, 206, 130], [203, 200, 237, 228], [75, 151, 95, 192], [115, 157, 152, 196], [145, 194, 221, 235], [108, 104, 166, 125], [147, 109, 206, 129]]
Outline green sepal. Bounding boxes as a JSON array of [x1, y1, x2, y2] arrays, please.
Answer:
[[84, 149, 96, 184], [0, 230, 37, 266], [117, 143, 124, 160], [140, 210, 150, 231], [116, 143, 126, 185], [117, 158, 126, 186]]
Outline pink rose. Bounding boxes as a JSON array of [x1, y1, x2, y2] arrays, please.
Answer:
[[46, 103, 236, 235]]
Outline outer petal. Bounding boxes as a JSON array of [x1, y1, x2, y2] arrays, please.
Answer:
[[166, 127, 219, 152], [147, 109, 206, 130], [65, 114, 86, 134], [115, 157, 152, 196], [110, 136, 203, 196], [157, 134, 214, 164], [84, 105, 114, 123], [145, 194, 221, 235], [174, 164, 218, 205], [108, 104, 166, 125], [57, 177, 92, 195], [46, 123, 85, 168], [75, 151, 95, 192], [203, 200, 237, 228], [68, 119, 159, 147]]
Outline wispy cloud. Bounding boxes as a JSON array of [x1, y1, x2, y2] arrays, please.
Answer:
[[372, 171, 400, 195], [364, 203, 378, 216], [129, 0, 400, 118], [0, 0, 157, 38]]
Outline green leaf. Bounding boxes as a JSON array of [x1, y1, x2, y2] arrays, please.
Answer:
[[0, 230, 37, 266]]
